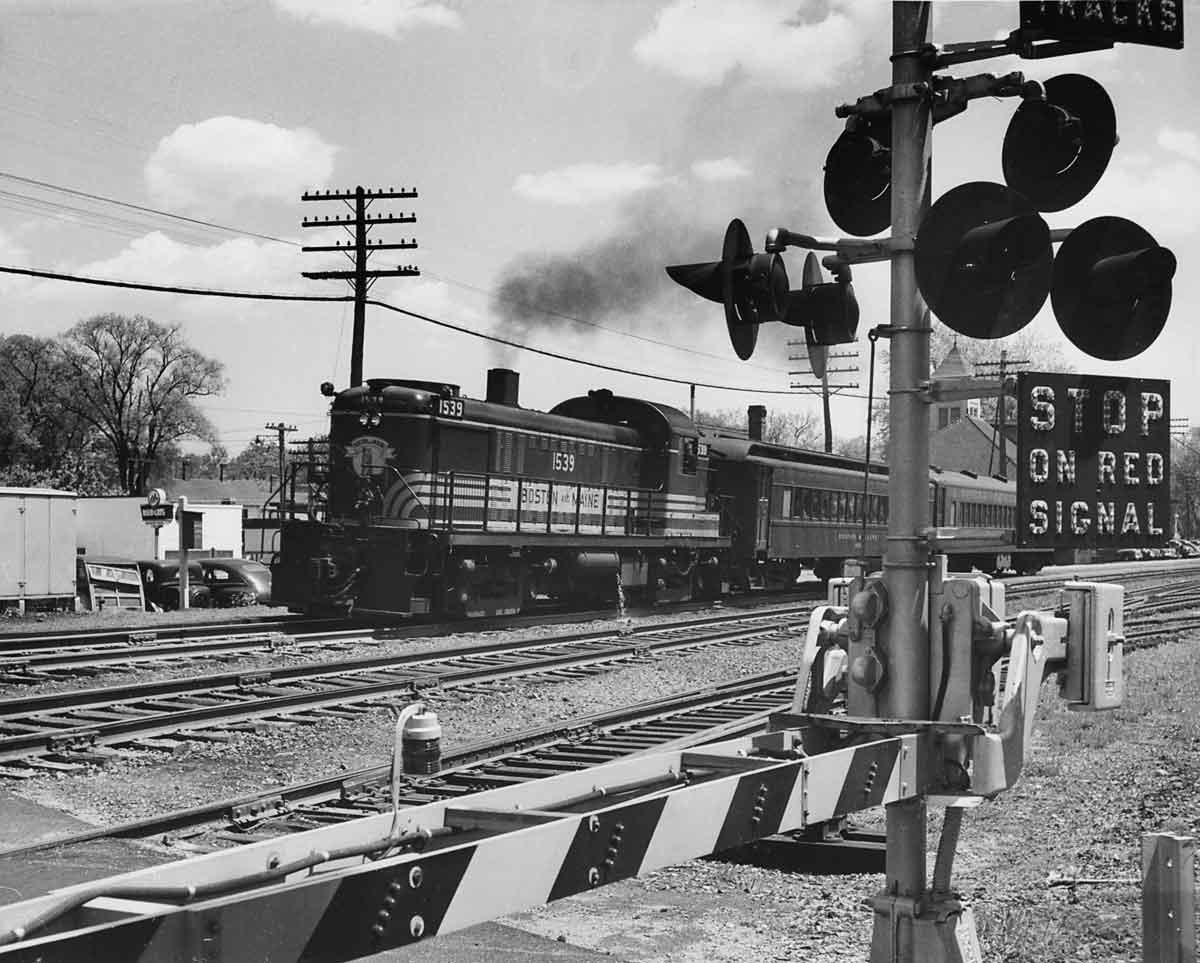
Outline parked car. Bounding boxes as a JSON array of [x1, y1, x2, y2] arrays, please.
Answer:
[[136, 560, 211, 611], [199, 558, 273, 607]]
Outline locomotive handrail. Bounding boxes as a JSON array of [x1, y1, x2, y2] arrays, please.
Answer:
[[426, 470, 666, 537]]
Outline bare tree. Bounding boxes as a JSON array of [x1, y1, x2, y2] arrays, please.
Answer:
[[695, 407, 822, 448], [56, 314, 225, 494]]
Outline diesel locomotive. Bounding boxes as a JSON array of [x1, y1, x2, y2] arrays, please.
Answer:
[[271, 368, 1046, 617]]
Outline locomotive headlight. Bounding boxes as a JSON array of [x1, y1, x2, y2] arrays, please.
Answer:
[[359, 412, 370, 426], [368, 412, 382, 427]]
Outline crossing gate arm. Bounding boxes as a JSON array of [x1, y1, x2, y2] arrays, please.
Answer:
[[0, 730, 923, 963]]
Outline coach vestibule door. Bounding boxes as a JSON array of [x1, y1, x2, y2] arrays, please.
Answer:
[[755, 468, 772, 554]]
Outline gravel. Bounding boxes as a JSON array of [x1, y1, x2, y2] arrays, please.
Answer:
[[8, 599, 1200, 963]]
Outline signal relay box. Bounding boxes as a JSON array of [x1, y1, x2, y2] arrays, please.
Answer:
[[1061, 581, 1124, 711]]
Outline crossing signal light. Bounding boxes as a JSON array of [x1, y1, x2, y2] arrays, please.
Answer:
[[1003, 74, 1117, 213], [1052, 216, 1176, 361], [824, 117, 891, 237], [785, 252, 859, 351], [666, 221, 859, 361], [799, 254, 828, 378], [914, 181, 1052, 340], [665, 219, 786, 360]]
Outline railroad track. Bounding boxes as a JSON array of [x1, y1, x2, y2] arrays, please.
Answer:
[[6, 565, 1200, 773], [0, 594, 822, 684], [0, 669, 799, 861], [4, 560, 1195, 684], [0, 610, 802, 776]]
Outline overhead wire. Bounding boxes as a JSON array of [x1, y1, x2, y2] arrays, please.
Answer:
[[0, 170, 792, 375], [0, 263, 844, 397]]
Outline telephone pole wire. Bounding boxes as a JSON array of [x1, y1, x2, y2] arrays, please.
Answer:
[[301, 185, 420, 387]]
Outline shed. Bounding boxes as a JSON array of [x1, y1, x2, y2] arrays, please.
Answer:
[[0, 487, 78, 612]]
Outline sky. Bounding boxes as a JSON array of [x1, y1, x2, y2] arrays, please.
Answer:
[[0, 0, 1197, 456]]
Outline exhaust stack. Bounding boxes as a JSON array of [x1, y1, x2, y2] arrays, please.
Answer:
[[486, 368, 520, 406]]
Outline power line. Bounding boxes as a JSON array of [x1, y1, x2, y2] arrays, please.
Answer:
[[0, 263, 826, 397], [0, 170, 294, 246], [0, 170, 789, 375]]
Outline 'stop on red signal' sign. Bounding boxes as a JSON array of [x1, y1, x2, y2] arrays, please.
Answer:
[[1020, 1, 1183, 50], [1016, 372, 1171, 550]]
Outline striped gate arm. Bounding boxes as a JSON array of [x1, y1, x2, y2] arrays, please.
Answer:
[[0, 731, 922, 963]]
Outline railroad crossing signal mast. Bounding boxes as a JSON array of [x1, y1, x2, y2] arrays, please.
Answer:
[[301, 186, 421, 388], [669, 1, 1182, 959]]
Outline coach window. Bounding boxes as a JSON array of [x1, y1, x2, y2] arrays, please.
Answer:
[[681, 437, 698, 475]]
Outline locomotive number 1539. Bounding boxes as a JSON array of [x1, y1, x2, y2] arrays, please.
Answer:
[[552, 451, 576, 472], [438, 397, 465, 419]]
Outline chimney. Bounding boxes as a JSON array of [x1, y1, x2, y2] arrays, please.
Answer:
[[486, 368, 520, 406], [748, 405, 766, 441]]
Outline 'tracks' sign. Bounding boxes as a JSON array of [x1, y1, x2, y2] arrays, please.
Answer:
[[1016, 372, 1171, 550], [1020, 0, 1184, 50]]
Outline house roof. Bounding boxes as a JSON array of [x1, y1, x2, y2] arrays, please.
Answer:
[[932, 344, 971, 381], [160, 479, 276, 507], [929, 414, 1017, 477]]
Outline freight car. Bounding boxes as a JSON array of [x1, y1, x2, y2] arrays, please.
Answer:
[[273, 368, 1043, 618], [272, 370, 727, 617]]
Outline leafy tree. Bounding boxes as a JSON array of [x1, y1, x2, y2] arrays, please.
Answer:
[[0, 334, 120, 491], [225, 436, 280, 480], [55, 314, 225, 495], [1171, 430, 1200, 539]]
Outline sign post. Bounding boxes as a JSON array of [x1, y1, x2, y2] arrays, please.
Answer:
[[140, 488, 174, 562], [177, 496, 189, 611], [861, 8, 936, 961]]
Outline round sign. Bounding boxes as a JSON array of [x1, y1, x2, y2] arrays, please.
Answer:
[[147, 488, 166, 507]]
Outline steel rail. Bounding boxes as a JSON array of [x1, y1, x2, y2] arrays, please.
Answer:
[[0, 612, 802, 771], [0, 669, 797, 857], [0, 594, 823, 681]]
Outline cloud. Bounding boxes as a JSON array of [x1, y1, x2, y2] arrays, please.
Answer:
[[1069, 151, 1200, 239], [272, 0, 460, 35], [23, 232, 306, 304], [691, 157, 750, 182], [633, 0, 887, 89], [145, 117, 338, 211], [1159, 127, 1200, 164], [0, 228, 31, 295], [513, 162, 667, 205]]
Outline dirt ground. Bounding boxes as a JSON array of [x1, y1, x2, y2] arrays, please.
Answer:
[[5, 608, 1199, 962]]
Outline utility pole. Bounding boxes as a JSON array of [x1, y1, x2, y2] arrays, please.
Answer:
[[301, 185, 420, 387], [975, 351, 1029, 476], [265, 422, 297, 521], [788, 340, 860, 452]]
